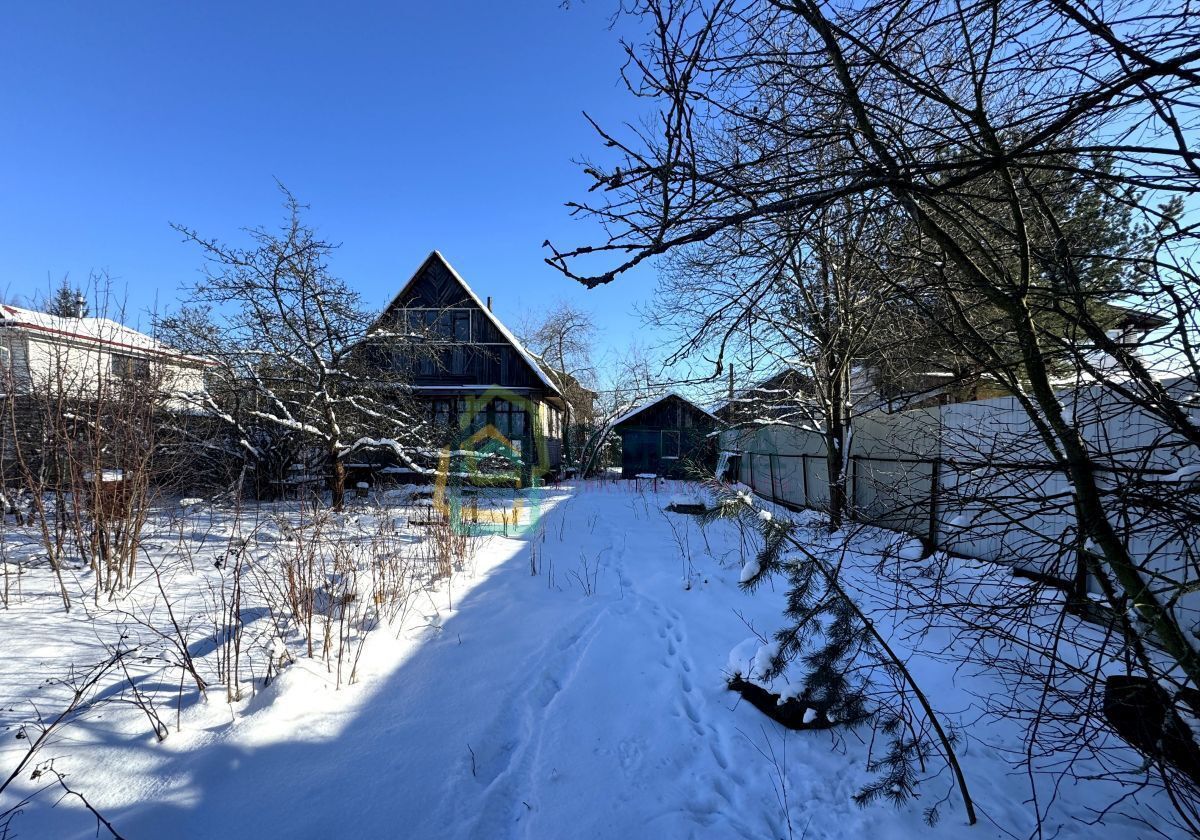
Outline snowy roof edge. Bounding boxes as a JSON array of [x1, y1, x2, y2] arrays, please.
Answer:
[[0, 304, 214, 366], [609, 391, 723, 429]]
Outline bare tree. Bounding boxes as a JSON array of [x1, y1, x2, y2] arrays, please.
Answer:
[[518, 301, 599, 470], [549, 0, 1200, 830], [1, 285, 184, 604], [164, 186, 431, 509], [653, 189, 915, 527]]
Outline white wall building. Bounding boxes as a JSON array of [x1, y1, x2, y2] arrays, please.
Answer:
[[0, 304, 211, 408]]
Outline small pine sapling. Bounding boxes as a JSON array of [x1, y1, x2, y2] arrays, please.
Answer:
[[704, 484, 975, 826]]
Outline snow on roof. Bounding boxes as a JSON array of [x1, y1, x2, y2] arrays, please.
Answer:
[[609, 391, 722, 429], [0, 304, 211, 365], [377, 251, 563, 399]]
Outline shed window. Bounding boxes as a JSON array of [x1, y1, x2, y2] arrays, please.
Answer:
[[662, 430, 680, 458]]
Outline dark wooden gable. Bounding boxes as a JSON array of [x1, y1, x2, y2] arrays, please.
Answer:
[[375, 252, 556, 392], [392, 254, 471, 309], [614, 394, 716, 433]]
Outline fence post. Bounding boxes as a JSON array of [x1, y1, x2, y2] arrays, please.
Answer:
[[768, 453, 777, 502], [928, 457, 941, 548], [801, 454, 809, 508], [850, 456, 858, 518]]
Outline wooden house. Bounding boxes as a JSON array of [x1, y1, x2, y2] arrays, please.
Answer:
[[610, 393, 720, 479], [367, 251, 567, 484]]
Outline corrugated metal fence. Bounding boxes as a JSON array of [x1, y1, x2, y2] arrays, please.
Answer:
[[720, 389, 1199, 607]]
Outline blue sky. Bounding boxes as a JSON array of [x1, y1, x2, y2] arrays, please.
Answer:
[[0, 2, 657, 365]]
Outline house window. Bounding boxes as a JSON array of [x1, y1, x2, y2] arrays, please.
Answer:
[[402, 309, 471, 342], [661, 430, 681, 458], [431, 399, 453, 427], [111, 353, 151, 381], [464, 398, 488, 432], [492, 398, 527, 439]]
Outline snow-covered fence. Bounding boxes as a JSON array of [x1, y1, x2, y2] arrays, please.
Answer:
[[724, 412, 940, 544], [721, 384, 1200, 605]]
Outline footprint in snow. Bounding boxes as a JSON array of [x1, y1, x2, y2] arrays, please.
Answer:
[[617, 738, 645, 775], [534, 677, 561, 707]]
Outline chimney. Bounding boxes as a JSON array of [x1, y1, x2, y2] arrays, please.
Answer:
[[486, 296, 493, 312], [74, 292, 86, 319]]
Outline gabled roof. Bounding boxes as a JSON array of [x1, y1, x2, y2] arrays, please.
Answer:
[[0, 304, 213, 366], [375, 251, 562, 398], [610, 391, 722, 429], [710, 365, 816, 416]]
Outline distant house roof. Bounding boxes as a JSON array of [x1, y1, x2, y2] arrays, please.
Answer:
[[610, 392, 722, 429], [1102, 302, 1170, 333], [711, 366, 816, 419], [0, 304, 213, 366], [375, 251, 563, 399]]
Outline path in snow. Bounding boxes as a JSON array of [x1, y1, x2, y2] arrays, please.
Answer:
[[47, 482, 867, 840], [7, 481, 1155, 839]]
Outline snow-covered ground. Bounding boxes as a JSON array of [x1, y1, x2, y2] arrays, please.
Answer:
[[0, 481, 1181, 838]]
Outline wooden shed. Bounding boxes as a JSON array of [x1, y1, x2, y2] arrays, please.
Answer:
[[610, 393, 720, 479]]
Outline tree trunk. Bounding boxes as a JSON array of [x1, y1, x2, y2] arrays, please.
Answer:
[[329, 454, 346, 510], [1009, 303, 1200, 688], [826, 365, 849, 530]]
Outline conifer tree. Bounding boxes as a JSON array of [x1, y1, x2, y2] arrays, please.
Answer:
[[703, 485, 974, 826], [44, 278, 89, 318]]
